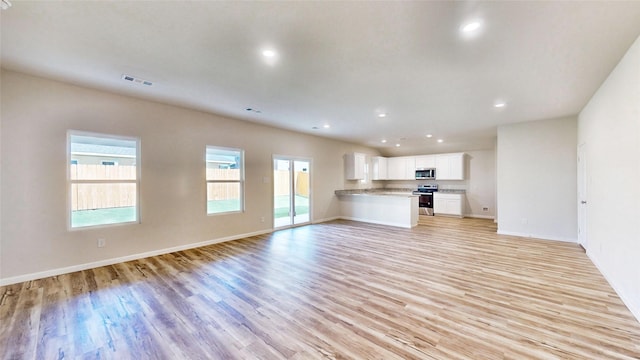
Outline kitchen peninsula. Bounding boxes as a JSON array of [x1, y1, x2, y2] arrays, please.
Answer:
[[335, 189, 419, 228]]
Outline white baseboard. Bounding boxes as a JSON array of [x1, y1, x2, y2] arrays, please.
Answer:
[[464, 213, 495, 220], [497, 229, 577, 243], [586, 250, 640, 324], [339, 216, 414, 229], [0, 229, 273, 286], [312, 216, 341, 224]]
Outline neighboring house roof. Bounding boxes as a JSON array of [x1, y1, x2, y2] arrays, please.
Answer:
[[206, 148, 240, 164], [71, 143, 136, 158]]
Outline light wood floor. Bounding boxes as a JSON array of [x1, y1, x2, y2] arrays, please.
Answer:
[[1, 217, 640, 359]]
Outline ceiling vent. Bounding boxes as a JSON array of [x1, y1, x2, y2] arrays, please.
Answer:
[[121, 74, 153, 86]]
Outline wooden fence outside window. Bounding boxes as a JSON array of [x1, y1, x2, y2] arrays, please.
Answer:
[[70, 165, 310, 211]]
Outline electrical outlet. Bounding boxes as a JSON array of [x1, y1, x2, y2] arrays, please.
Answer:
[[260, 216, 265, 223], [482, 207, 489, 211], [97, 238, 106, 248], [521, 218, 528, 225]]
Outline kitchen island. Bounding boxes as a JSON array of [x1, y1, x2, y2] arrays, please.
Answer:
[[335, 189, 419, 228]]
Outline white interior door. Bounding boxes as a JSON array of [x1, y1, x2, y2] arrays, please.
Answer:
[[577, 143, 588, 248]]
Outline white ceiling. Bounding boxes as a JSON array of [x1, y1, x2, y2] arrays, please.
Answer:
[[2, 1, 640, 156]]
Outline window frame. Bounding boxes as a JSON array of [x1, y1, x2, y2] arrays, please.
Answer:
[[67, 130, 141, 230], [206, 145, 245, 216]]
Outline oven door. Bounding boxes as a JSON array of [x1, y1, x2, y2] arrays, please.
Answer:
[[418, 193, 434, 216]]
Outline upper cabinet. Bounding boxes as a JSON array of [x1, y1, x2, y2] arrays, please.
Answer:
[[415, 155, 436, 169], [345, 152, 366, 180], [356, 152, 465, 181], [435, 153, 466, 180], [387, 156, 415, 180], [371, 156, 388, 180]]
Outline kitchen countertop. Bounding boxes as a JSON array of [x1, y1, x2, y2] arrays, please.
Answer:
[[437, 189, 466, 194], [335, 188, 466, 196], [334, 188, 415, 196]]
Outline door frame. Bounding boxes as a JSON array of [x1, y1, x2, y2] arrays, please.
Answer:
[[272, 155, 313, 229], [577, 143, 588, 249]]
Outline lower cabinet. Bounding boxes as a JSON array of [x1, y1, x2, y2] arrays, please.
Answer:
[[433, 193, 464, 217]]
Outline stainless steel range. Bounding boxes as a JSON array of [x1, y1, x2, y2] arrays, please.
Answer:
[[413, 184, 438, 216]]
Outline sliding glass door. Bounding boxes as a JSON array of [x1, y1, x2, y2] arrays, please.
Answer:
[[273, 157, 311, 228]]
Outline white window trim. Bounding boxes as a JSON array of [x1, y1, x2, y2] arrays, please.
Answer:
[[68, 130, 141, 230], [206, 145, 245, 216]]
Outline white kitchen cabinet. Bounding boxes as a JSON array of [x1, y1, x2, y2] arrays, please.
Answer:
[[405, 156, 416, 176], [433, 192, 464, 217], [415, 155, 436, 169], [387, 157, 404, 180], [345, 152, 366, 180], [371, 156, 388, 180], [435, 153, 465, 180], [387, 156, 415, 180]]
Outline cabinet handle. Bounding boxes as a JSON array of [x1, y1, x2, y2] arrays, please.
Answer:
[[581, 200, 587, 204]]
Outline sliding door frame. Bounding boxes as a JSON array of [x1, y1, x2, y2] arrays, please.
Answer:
[[272, 155, 313, 229]]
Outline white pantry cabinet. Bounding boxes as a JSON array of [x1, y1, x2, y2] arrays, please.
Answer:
[[387, 156, 415, 180], [371, 156, 388, 180], [345, 152, 366, 180], [433, 193, 464, 217], [435, 153, 465, 180]]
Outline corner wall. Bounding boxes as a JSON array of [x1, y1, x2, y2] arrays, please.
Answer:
[[496, 116, 577, 242], [0, 70, 377, 284], [578, 35, 640, 321]]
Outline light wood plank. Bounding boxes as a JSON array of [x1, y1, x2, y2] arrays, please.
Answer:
[[1, 217, 639, 359]]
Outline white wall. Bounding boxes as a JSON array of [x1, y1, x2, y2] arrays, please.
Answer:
[[384, 149, 496, 218], [0, 70, 378, 283], [0, 70, 3, 280], [496, 116, 577, 242], [578, 35, 640, 322], [463, 149, 495, 218]]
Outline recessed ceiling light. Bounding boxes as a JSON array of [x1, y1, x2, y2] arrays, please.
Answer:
[[262, 49, 277, 58], [395, 143, 401, 147], [426, 134, 433, 138], [1, 0, 12, 10], [378, 113, 387, 118], [323, 124, 330, 129], [494, 102, 506, 108], [437, 139, 444, 143], [381, 139, 387, 143], [461, 21, 481, 33]]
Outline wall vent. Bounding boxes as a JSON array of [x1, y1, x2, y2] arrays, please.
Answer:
[[122, 74, 153, 86]]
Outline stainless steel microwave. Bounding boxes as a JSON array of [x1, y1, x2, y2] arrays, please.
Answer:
[[415, 168, 435, 180]]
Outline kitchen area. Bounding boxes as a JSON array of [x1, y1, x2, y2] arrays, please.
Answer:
[[335, 149, 495, 228]]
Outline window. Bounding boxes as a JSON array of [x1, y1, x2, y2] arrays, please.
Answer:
[[69, 131, 139, 229], [206, 146, 244, 214]]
